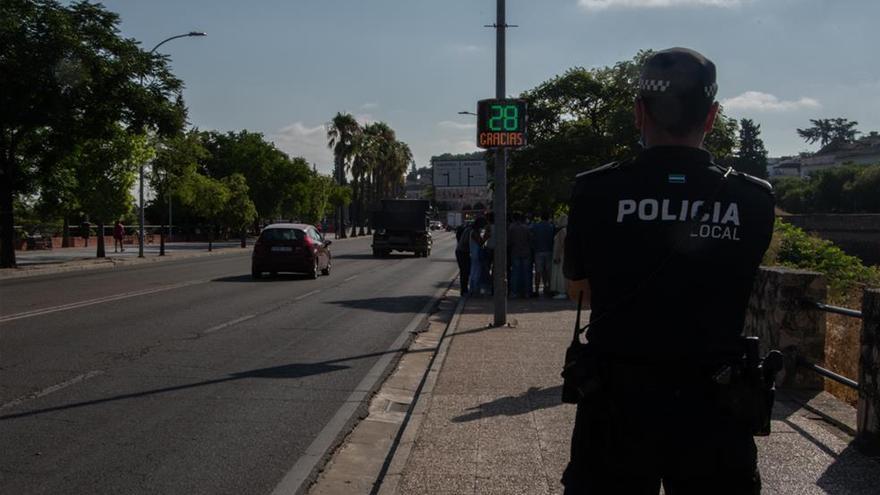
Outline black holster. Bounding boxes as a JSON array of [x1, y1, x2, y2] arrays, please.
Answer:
[[713, 337, 783, 437]]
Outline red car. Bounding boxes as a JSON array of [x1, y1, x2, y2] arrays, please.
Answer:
[[252, 223, 332, 279]]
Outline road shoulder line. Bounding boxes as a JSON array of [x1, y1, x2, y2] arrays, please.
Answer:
[[271, 278, 453, 495]]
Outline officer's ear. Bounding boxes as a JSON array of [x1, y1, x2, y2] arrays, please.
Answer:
[[634, 98, 646, 130], [703, 102, 720, 134]]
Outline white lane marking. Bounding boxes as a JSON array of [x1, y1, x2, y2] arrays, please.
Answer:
[[201, 314, 257, 335], [343, 275, 358, 282], [0, 370, 104, 411], [270, 279, 451, 495], [0, 280, 207, 324], [294, 289, 321, 301]]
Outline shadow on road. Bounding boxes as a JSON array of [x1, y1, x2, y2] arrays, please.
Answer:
[[452, 385, 563, 423], [327, 295, 434, 314], [0, 343, 449, 422]]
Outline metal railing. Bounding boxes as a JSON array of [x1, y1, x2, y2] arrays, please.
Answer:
[[796, 299, 863, 390]]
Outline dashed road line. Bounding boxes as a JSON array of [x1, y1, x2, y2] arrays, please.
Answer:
[[294, 289, 321, 301], [0, 370, 104, 411], [344, 275, 358, 282], [201, 314, 257, 335]]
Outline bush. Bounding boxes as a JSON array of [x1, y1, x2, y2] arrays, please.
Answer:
[[764, 219, 880, 298]]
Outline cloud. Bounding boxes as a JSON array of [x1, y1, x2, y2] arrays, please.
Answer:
[[579, 0, 744, 10], [437, 120, 476, 130], [360, 102, 379, 110], [446, 44, 487, 55], [721, 91, 821, 112], [271, 122, 333, 174]]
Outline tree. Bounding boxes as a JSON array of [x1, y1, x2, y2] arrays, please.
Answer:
[[219, 173, 256, 244], [183, 174, 229, 251], [797, 118, 860, 149], [0, 0, 186, 267], [199, 130, 301, 223], [149, 130, 209, 246], [326, 113, 360, 238], [72, 129, 153, 257], [734, 119, 768, 178]]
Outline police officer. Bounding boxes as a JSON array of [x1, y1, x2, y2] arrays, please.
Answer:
[[562, 48, 775, 494]]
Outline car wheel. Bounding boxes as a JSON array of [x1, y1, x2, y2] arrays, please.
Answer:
[[426, 249, 431, 257], [321, 260, 331, 276], [252, 267, 262, 279], [373, 249, 381, 257], [310, 259, 319, 279], [270, 271, 278, 277]]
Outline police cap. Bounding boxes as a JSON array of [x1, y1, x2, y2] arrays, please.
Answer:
[[638, 48, 718, 133]]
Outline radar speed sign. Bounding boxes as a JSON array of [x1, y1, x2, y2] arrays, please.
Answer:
[[476, 99, 527, 149]]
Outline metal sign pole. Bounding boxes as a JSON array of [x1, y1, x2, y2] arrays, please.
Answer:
[[492, 0, 507, 326]]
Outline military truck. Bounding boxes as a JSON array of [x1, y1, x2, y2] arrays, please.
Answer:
[[371, 199, 432, 257]]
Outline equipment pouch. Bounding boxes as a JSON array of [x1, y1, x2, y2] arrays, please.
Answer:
[[561, 341, 600, 404]]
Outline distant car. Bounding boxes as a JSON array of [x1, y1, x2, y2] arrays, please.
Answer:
[[429, 220, 443, 231], [252, 223, 332, 279]]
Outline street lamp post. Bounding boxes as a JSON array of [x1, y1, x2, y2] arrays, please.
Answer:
[[139, 31, 206, 258]]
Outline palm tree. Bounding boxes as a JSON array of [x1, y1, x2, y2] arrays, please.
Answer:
[[327, 113, 360, 238]]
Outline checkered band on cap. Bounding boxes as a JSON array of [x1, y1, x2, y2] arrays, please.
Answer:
[[639, 79, 671, 93], [704, 82, 718, 99]]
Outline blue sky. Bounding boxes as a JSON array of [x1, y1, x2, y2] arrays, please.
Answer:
[[102, 0, 878, 173]]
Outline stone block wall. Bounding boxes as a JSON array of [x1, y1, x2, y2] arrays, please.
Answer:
[[745, 266, 827, 389]]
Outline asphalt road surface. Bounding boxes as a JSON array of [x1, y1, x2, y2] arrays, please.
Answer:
[[0, 233, 458, 495]]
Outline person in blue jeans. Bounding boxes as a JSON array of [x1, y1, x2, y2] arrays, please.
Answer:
[[468, 217, 487, 296], [507, 213, 532, 298], [530, 211, 556, 297]]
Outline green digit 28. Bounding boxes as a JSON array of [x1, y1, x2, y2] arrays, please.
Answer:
[[488, 104, 518, 131]]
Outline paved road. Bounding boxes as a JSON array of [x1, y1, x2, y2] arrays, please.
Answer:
[[0, 233, 458, 495]]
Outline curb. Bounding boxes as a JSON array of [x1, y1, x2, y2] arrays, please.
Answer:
[[0, 246, 251, 280], [374, 291, 468, 495]]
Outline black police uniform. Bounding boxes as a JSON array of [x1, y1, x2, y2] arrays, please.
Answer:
[[561, 146, 775, 494]]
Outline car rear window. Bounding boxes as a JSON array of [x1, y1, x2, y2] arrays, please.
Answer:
[[260, 228, 305, 241]]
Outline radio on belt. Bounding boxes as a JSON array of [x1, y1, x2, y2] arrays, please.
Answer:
[[476, 99, 528, 149]]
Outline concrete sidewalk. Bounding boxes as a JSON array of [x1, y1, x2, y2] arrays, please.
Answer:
[[381, 295, 880, 494]]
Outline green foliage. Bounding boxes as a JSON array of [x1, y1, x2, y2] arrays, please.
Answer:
[[199, 130, 307, 221], [219, 173, 256, 233], [765, 219, 880, 296], [774, 164, 880, 213], [733, 118, 768, 178], [1, 0, 186, 266]]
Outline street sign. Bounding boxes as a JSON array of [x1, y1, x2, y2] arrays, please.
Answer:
[[476, 98, 527, 149]]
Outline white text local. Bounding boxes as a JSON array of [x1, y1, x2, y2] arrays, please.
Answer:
[[616, 198, 742, 241], [616, 199, 740, 226]]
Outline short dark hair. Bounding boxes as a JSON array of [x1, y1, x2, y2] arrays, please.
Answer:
[[641, 95, 713, 137]]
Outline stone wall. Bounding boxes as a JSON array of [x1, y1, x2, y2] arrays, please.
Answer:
[[745, 266, 827, 388], [783, 214, 880, 265]]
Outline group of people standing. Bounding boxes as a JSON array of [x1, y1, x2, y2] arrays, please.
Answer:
[[454, 211, 569, 298]]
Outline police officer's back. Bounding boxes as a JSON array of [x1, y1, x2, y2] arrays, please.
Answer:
[[562, 48, 775, 494]]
